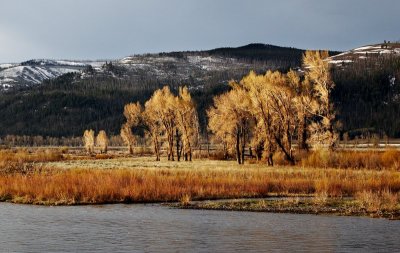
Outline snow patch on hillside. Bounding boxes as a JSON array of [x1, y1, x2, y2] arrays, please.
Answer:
[[0, 64, 83, 90], [328, 43, 400, 65]]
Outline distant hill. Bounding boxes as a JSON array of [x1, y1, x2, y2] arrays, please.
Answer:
[[2, 42, 399, 139], [331, 43, 400, 137], [1, 43, 310, 92], [162, 43, 310, 64], [0, 43, 312, 137], [328, 43, 400, 65]]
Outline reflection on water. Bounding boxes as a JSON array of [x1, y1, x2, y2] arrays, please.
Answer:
[[0, 203, 399, 252]]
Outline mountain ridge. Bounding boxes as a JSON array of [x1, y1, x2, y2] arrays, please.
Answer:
[[1, 42, 399, 138], [0, 43, 311, 91]]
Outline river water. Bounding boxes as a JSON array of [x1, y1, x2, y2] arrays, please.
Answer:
[[0, 203, 399, 252]]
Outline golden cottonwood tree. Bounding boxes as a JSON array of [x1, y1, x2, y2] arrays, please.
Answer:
[[238, 70, 298, 164], [175, 86, 199, 161], [122, 86, 198, 162], [287, 69, 313, 151], [120, 123, 136, 154], [238, 71, 276, 165], [83, 129, 95, 154], [121, 102, 143, 154], [145, 86, 177, 161], [142, 102, 162, 161], [96, 130, 109, 154], [207, 86, 252, 164], [303, 50, 338, 149], [124, 102, 142, 127]]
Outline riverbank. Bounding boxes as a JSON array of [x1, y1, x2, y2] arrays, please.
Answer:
[[169, 197, 400, 220], [0, 158, 400, 207], [0, 152, 399, 208]]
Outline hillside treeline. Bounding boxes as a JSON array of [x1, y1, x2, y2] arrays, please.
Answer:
[[0, 48, 399, 140], [161, 43, 309, 66], [0, 45, 304, 137], [332, 56, 400, 137]]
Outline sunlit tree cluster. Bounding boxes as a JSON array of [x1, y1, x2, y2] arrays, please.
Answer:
[[83, 129, 95, 154], [208, 51, 338, 165], [122, 86, 199, 161], [83, 129, 109, 154], [96, 130, 109, 154]]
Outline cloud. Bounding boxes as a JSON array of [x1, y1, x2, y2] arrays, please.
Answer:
[[0, 0, 399, 62], [0, 26, 52, 63]]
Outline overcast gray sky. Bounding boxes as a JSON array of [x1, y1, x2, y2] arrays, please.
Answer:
[[1, 0, 399, 62]]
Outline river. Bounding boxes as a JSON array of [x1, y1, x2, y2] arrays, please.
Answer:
[[0, 203, 399, 252]]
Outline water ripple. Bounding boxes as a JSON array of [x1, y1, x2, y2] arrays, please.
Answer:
[[0, 203, 399, 252]]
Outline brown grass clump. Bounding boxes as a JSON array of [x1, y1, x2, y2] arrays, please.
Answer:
[[95, 154, 113, 160], [380, 149, 400, 169], [356, 190, 399, 212], [301, 149, 400, 170], [0, 149, 64, 174], [180, 194, 191, 206], [0, 149, 63, 163], [1, 164, 400, 205]]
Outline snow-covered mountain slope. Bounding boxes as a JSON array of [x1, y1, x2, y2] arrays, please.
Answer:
[[0, 55, 257, 91], [0, 60, 104, 90], [0, 43, 305, 91], [117, 54, 252, 81], [328, 43, 400, 65]]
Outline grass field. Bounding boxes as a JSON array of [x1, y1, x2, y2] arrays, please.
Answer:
[[0, 153, 399, 205], [0, 148, 399, 220]]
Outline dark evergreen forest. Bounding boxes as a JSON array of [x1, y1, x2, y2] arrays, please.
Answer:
[[1, 44, 399, 139]]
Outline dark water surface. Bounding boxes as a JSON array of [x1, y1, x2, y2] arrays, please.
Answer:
[[0, 203, 399, 252]]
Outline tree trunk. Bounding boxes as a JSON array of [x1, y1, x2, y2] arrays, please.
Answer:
[[268, 154, 274, 166], [223, 143, 228, 160], [153, 138, 160, 161], [298, 114, 309, 151], [236, 130, 241, 164], [186, 142, 192, 162], [176, 129, 181, 162], [168, 133, 174, 161], [241, 126, 245, 164]]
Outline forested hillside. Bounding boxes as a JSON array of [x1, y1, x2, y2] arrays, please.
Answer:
[[1, 43, 399, 139], [332, 55, 400, 137], [0, 44, 308, 137]]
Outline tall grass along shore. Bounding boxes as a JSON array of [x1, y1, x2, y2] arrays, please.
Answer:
[[0, 148, 399, 219]]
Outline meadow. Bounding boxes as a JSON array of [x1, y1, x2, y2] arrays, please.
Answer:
[[0, 147, 399, 218]]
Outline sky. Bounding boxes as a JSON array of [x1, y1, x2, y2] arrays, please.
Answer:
[[1, 0, 399, 62]]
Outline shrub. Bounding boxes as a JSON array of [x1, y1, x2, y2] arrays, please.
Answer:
[[356, 190, 399, 212], [381, 149, 400, 169], [301, 150, 400, 170]]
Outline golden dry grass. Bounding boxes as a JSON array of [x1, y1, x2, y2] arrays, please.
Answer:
[[1, 159, 400, 205], [0, 148, 63, 163], [355, 190, 400, 212], [1, 149, 400, 205], [300, 149, 400, 170], [0, 148, 64, 174]]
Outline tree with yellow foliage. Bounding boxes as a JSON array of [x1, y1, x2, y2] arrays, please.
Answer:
[[237, 70, 298, 164], [120, 123, 136, 154], [303, 50, 338, 149], [208, 85, 252, 164], [96, 130, 108, 154], [175, 86, 199, 161], [287, 69, 313, 151], [83, 129, 95, 154], [121, 102, 143, 154], [145, 86, 177, 161], [142, 101, 162, 161]]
